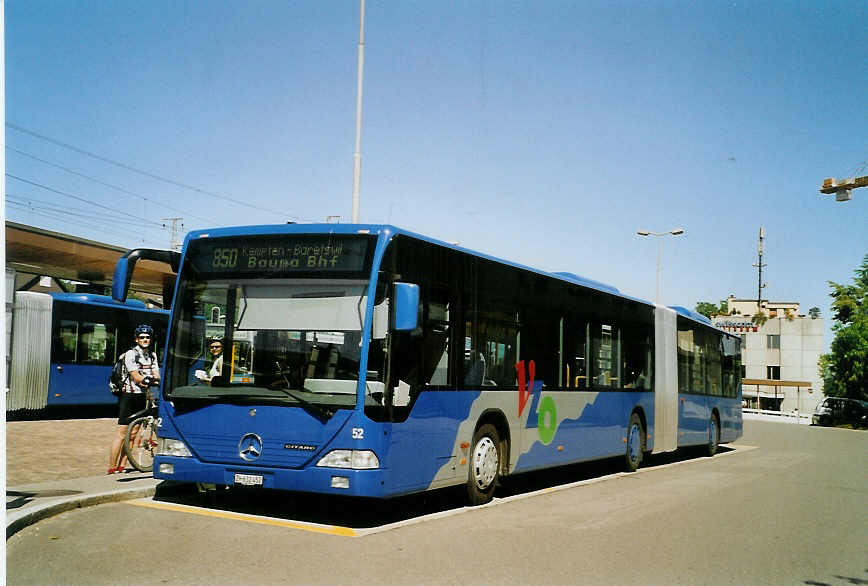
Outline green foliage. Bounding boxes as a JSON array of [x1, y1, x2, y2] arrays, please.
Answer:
[[820, 254, 868, 401], [808, 307, 821, 319], [828, 254, 868, 325], [695, 300, 728, 318], [751, 311, 768, 327]]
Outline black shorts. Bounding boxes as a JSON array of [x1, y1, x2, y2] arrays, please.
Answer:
[[117, 392, 147, 425]]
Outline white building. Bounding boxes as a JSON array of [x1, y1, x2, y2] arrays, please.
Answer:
[[712, 296, 824, 415]]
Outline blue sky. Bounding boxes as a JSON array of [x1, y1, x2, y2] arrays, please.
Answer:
[[5, 1, 867, 348]]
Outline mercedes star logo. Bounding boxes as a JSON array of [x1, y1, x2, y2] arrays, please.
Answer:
[[238, 433, 263, 461]]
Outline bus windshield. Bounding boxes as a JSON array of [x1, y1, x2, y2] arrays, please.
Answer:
[[165, 277, 386, 413]]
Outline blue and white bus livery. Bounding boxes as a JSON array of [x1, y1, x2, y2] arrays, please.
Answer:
[[113, 224, 742, 505]]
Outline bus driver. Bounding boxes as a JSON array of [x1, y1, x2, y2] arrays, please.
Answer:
[[195, 338, 224, 384]]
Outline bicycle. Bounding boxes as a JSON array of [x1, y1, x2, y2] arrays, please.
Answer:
[[123, 390, 159, 472]]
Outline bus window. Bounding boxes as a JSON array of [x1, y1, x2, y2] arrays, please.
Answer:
[[563, 321, 588, 389], [592, 323, 620, 388], [707, 336, 722, 396], [692, 328, 707, 394], [677, 325, 693, 393], [465, 306, 518, 387], [622, 324, 652, 390], [384, 293, 453, 401], [422, 300, 450, 386], [78, 322, 116, 365], [54, 320, 78, 363]]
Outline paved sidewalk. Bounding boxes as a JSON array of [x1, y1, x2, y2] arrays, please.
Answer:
[[6, 418, 163, 538]]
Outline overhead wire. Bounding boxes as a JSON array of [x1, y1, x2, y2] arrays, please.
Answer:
[[7, 122, 304, 220], [6, 173, 167, 229], [6, 199, 167, 248], [6, 194, 162, 233], [6, 146, 214, 224], [6, 194, 133, 225]]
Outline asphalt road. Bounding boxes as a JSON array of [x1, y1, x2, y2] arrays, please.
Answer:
[[7, 419, 867, 585]]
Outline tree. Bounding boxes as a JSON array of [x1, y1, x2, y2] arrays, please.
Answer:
[[808, 307, 820, 319], [819, 254, 868, 401], [751, 311, 768, 327], [695, 300, 728, 318]]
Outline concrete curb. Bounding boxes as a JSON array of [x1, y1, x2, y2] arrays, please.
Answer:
[[6, 478, 161, 539]]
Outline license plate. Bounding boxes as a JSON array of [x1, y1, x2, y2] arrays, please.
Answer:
[[234, 473, 263, 486]]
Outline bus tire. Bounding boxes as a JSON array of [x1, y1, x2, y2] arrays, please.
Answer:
[[707, 413, 720, 457], [467, 424, 501, 506], [625, 413, 645, 472]]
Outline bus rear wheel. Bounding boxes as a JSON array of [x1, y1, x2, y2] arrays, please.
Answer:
[[625, 413, 645, 472], [467, 424, 501, 506], [707, 413, 720, 457]]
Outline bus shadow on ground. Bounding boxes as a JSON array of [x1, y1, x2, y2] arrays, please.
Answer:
[[153, 446, 732, 530]]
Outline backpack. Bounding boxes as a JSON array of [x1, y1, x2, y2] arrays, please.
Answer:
[[109, 354, 128, 396], [109, 349, 158, 395]]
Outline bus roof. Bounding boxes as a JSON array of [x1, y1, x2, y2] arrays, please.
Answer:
[[669, 304, 738, 338], [183, 223, 712, 314], [669, 305, 713, 325], [49, 292, 167, 313]]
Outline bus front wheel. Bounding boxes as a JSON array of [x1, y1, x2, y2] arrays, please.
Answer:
[[467, 424, 501, 506], [625, 413, 645, 472]]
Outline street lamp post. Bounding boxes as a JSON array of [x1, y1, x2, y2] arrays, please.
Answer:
[[351, 0, 366, 223], [636, 228, 684, 304]]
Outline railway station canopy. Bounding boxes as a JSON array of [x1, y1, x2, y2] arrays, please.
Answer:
[[5, 221, 174, 301]]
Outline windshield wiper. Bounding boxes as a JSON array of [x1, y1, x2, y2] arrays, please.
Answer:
[[170, 387, 334, 420], [268, 386, 334, 422], [273, 362, 334, 421]]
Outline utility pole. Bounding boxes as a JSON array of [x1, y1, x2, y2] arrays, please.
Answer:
[[162, 217, 184, 251], [351, 0, 366, 223], [753, 227, 767, 314], [819, 175, 867, 202]]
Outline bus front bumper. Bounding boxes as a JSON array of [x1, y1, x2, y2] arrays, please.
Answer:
[[153, 455, 388, 497]]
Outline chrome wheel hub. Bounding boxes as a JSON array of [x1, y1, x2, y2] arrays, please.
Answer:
[[472, 437, 498, 490], [628, 423, 641, 464]]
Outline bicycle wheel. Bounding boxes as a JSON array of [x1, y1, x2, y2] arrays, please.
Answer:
[[124, 415, 157, 472]]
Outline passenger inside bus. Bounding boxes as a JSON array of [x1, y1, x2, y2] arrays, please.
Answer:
[[464, 350, 486, 386]]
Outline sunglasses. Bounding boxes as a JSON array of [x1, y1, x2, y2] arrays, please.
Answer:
[[137, 335, 151, 340], [209, 345, 222, 349]]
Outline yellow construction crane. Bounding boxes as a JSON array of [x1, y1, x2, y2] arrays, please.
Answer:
[[819, 175, 868, 201]]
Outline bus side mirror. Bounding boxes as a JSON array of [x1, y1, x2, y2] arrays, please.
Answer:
[[112, 249, 181, 305], [112, 255, 134, 303], [392, 282, 419, 331]]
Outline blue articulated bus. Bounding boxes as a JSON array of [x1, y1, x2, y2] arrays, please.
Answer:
[[7, 292, 168, 412], [113, 224, 742, 505]]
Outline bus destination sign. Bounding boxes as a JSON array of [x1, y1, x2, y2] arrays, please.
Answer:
[[190, 235, 372, 274]]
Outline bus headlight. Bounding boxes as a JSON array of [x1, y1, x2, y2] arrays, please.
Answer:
[[157, 437, 193, 457], [316, 450, 379, 470]]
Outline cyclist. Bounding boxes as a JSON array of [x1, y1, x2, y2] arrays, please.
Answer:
[[108, 324, 160, 474]]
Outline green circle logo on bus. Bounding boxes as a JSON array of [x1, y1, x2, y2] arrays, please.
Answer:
[[516, 360, 559, 445], [536, 396, 558, 445]]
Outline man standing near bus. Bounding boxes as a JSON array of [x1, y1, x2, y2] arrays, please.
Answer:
[[108, 324, 160, 474]]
